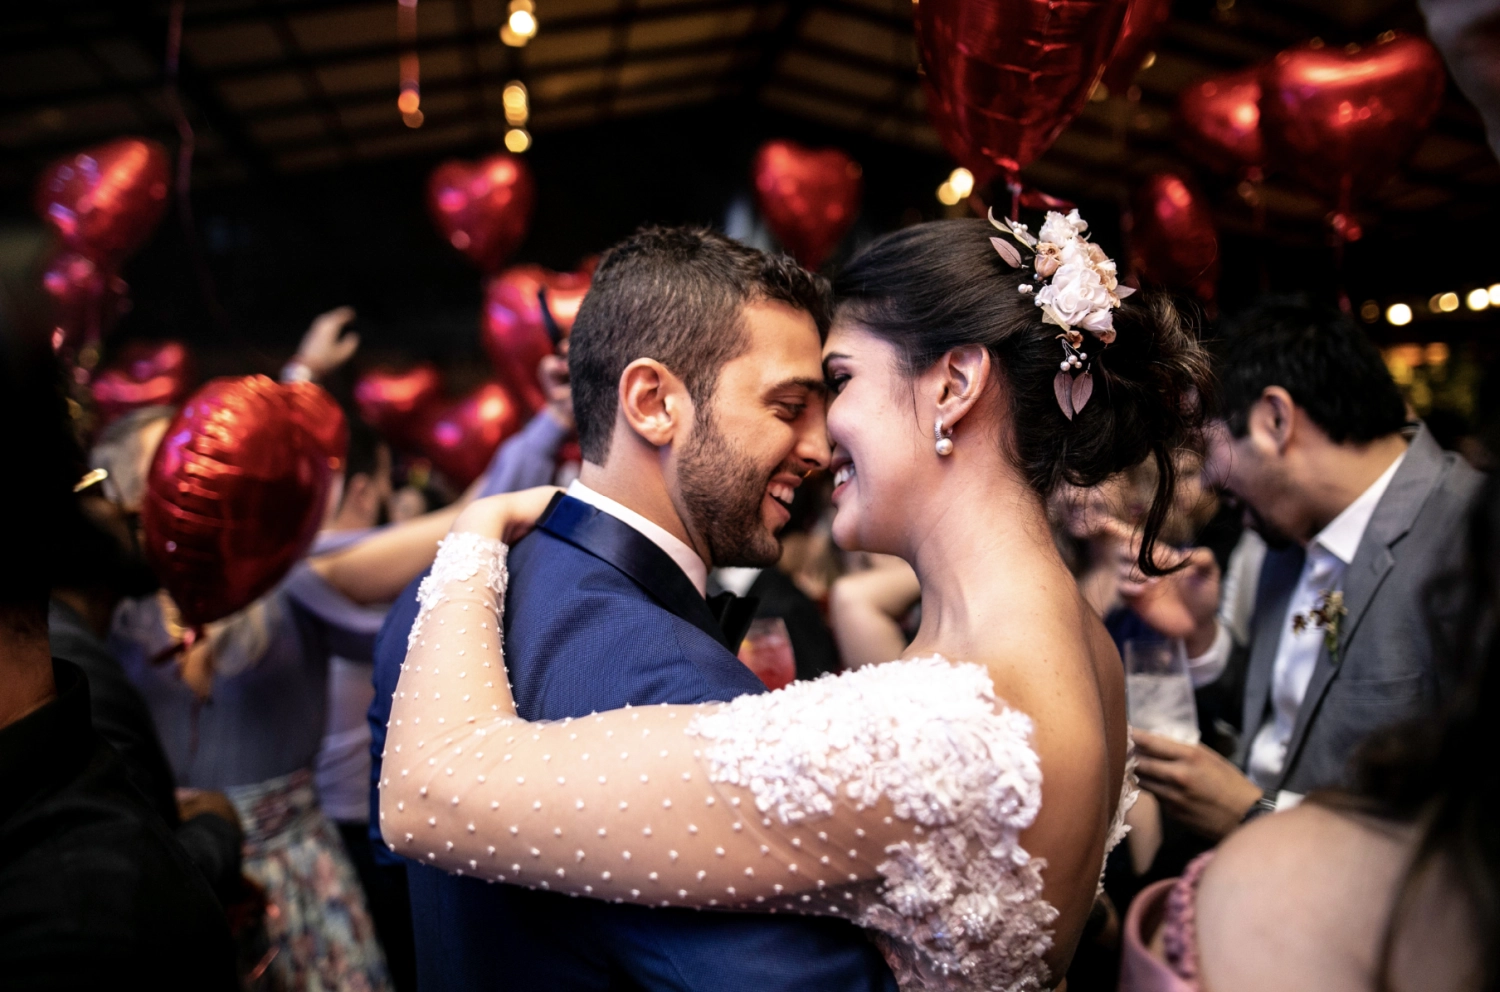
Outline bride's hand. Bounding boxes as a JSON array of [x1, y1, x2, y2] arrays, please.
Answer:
[[451, 486, 563, 545]]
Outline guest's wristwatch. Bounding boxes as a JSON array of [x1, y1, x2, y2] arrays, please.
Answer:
[[1240, 789, 1279, 825]]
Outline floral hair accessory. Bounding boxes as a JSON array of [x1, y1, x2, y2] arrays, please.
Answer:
[[987, 207, 1135, 420]]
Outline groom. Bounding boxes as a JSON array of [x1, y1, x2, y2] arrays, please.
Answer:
[[370, 227, 895, 991]]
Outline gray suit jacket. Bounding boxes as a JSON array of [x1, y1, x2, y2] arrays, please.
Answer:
[[1235, 426, 1483, 795]]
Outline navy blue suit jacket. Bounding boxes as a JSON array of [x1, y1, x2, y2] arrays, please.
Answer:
[[370, 495, 895, 991]]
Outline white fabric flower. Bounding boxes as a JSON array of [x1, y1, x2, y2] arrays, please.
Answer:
[[1034, 239, 1114, 330], [1036, 209, 1088, 249]]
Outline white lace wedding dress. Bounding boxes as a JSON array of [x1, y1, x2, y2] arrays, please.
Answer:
[[380, 534, 1136, 991]]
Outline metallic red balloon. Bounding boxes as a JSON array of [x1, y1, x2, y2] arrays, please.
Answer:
[[916, 0, 1130, 183], [355, 363, 445, 445], [1177, 67, 1266, 176], [91, 340, 194, 425], [142, 376, 346, 626], [41, 250, 130, 358], [751, 140, 863, 270], [427, 154, 536, 272], [283, 380, 351, 476], [34, 138, 171, 266], [482, 263, 593, 412], [1259, 34, 1445, 205], [1128, 173, 1220, 304], [1100, 0, 1173, 95], [417, 382, 525, 486]]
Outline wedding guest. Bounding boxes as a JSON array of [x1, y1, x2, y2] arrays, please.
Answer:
[[0, 311, 235, 990], [49, 485, 245, 903], [828, 554, 919, 669], [1126, 300, 1483, 841], [96, 308, 397, 992], [1120, 443, 1499, 992]]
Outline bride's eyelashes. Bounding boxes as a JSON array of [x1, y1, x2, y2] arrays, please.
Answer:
[[826, 372, 850, 395]]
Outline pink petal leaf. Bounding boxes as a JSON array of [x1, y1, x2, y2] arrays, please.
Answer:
[[1115, 285, 1137, 299], [986, 206, 1009, 232], [990, 237, 1023, 268], [1071, 371, 1094, 414], [1054, 372, 1075, 420]]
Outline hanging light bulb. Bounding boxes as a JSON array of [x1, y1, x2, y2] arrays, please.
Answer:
[[503, 81, 529, 126], [947, 167, 974, 200], [503, 0, 536, 45]]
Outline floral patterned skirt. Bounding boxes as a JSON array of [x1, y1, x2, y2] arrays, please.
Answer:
[[229, 769, 391, 992]]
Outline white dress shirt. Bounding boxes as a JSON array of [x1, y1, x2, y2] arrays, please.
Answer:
[[1245, 451, 1406, 795], [566, 481, 709, 597]]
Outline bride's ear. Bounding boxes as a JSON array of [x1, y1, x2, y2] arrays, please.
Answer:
[[932, 344, 991, 433]]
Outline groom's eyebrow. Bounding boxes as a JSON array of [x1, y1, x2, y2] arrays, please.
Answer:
[[769, 376, 828, 398]]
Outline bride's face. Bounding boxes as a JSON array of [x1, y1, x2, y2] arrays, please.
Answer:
[[822, 320, 929, 555]]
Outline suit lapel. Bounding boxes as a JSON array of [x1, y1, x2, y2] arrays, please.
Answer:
[[1276, 427, 1447, 787], [1239, 545, 1304, 765], [537, 493, 731, 651]]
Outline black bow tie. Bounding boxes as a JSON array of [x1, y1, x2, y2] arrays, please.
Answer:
[[706, 591, 759, 649]]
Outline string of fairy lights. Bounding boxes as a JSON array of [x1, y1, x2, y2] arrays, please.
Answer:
[[395, 0, 536, 152]]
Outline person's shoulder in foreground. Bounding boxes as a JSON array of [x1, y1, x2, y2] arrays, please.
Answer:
[[0, 660, 236, 992], [1195, 801, 1481, 992]]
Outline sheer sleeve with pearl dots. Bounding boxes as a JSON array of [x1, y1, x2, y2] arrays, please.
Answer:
[[380, 532, 1059, 991]]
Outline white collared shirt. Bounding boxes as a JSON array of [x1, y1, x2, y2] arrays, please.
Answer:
[[566, 481, 709, 597], [1245, 450, 1406, 791]]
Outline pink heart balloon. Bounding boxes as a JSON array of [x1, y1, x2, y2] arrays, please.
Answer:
[[752, 140, 862, 270], [142, 377, 345, 626], [916, 0, 1130, 184], [1177, 67, 1266, 177], [1128, 173, 1220, 304], [41, 250, 130, 358], [417, 382, 525, 487], [482, 262, 594, 412], [1100, 0, 1173, 95], [1260, 34, 1445, 206], [355, 364, 445, 446], [91, 340, 194, 425], [35, 137, 171, 266], [426, 154, 536, 273]]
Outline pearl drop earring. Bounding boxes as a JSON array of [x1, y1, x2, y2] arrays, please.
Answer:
[[934, 418, 954, 457]]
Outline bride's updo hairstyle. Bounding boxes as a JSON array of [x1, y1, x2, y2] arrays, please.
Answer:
[[833, 218, 1211, 575]]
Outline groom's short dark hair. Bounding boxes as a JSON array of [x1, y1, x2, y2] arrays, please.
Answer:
[[570, 226, 831, 464]]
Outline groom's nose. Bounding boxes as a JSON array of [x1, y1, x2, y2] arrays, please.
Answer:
[[790, 405, 831, 474]]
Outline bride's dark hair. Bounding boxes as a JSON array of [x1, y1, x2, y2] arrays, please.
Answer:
[[833, 218, 1211, 575]]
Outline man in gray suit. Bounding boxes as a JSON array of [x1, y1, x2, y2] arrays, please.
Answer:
[[1128, 301, 1483, 841]]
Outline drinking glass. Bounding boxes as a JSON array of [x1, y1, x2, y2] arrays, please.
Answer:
[[1123, 637, 1201, 744], [737, 617, 796, 691]]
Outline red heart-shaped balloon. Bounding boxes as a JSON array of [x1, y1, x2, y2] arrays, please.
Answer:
[[1260, 34, 1445, 205], [482, 263, 594, 412], [355, 364, 445, 446], [752, 140, 863, 270], [35, 138, 171, 267], [916, 0, 1130, 183], [283, 380, 351, 476], [1177, 68, 1266, 177], [1128, 173, 1220, 304], [91, 340, 194, 425], [417, 381, 525, 487], [427, 154, 536, 273], [142, 376, 345, 626], [41, 250, 131, 358], [1100, 0, 1173, 95]]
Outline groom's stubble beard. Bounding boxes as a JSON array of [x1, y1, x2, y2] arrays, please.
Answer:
[[677, 405, 784, 569]]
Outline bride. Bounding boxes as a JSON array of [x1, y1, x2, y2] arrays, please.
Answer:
[[379, 212, 1209, 990]]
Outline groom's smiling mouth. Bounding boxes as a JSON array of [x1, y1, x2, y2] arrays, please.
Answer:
[[766, 479, 796, 520]]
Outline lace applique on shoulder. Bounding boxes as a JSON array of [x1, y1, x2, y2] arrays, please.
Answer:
[[408, 532, 508, 650], [1101, 743, 1139, 894], [687, 656, 1057, 991]]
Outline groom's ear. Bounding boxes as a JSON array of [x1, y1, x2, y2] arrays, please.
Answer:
[[933, 344, 991, 431], [618, 358, 692, 448]]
